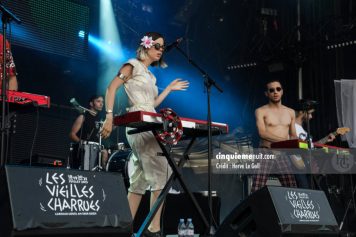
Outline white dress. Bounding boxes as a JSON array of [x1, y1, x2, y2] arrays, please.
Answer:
[[123, 58, 171, 194]]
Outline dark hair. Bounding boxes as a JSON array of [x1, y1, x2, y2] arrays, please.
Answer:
[[136, 32, 167, 68], [88, 95, 103, 103], [265, 79, 282, 90], [144, 32, 164, 42], [293, 99, 316, 113]]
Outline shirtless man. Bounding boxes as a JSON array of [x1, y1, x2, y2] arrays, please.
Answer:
[[251, 80, 297, 192]]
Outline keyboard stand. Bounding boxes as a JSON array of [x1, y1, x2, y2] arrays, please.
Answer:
[[134, 130, 210, 237]]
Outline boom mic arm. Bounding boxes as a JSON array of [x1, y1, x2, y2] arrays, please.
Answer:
[[69, 98, 97, 116]]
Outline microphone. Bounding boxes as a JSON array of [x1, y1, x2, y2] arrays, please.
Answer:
[[165, 37, 184, 52], [69, 98, 80, 107], [70, 98, 97, 116]]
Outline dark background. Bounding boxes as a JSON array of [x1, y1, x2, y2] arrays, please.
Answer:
[[5, 0, 355, 162]]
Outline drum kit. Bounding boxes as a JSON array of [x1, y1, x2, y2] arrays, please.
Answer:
[[68, 138, 132, 180], [66, 113, 133, 183]]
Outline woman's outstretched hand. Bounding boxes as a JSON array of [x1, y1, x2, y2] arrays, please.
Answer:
[[168, 78, 189, 91]]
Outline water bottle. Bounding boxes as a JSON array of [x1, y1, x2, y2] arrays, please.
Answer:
[[186, 218, 194, 237], [66, 144, 73, 169], [178, 218, 186, 237]]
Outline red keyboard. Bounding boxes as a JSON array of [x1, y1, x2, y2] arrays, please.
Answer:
[[114, 111, 229, 137], [271, 139, 308, 149], [1, 90, 50, 108]]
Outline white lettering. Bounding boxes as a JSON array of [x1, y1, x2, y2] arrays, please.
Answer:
[[52, 173, 59, 184], [47, 198, 54, 211], [46, 185, 56, 196], [89, 186, 94, 198], [81, 186, 88, 198], [54, 198, 62, 211], [77, 199, 84, 211], [59, 173, 65, 185], [46, 173, 53, 184], [71, 198, 77, 212], [74, 184, 83, 198]]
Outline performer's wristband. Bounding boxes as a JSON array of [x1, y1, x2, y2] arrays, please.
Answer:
[[106, 109, 113, 114]]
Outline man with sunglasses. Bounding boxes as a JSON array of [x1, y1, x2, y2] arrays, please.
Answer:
[[251, 79, 297, 192]]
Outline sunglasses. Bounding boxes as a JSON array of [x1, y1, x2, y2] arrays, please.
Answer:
[[268, 87, 282, 93], [153, 43, 165, 51]]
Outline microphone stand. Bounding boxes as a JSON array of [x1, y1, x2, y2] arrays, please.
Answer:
[[173, 45, 223, 236], [0, 5, 20, 168], [93, 121, 103, 171], [70, 98, 97, 116], [75, 105, 97, 116], [302, 103, 314, 189]]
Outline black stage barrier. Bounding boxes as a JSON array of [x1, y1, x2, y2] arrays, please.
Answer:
[[215, 186, 339, 237], [0, 165, 132, 237]]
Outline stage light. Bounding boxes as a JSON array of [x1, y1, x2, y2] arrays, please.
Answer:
[[142, 4, 153, 13], [87, 35, 122, 60], [226, 62, 258, 70], [96, 0, 125, 96], [78, 30, 85, 38], [326, 40, 356, 50]]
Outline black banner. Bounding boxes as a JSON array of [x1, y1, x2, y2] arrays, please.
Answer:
[[5, 165, 132, 231], [268, 186, 337, 226]]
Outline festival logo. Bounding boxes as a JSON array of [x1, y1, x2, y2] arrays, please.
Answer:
[[285, 190, 320, 222], [38, 172, 105, 216]]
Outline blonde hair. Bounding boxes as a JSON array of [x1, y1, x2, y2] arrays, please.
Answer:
[[136, 32, 167, 68]]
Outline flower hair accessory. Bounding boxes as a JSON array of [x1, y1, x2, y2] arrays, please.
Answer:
[[140, 35, 154, 48]]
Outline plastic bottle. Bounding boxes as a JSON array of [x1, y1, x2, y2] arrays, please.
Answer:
[[178, 218, 186, 237], [186, 218, 194, 237]]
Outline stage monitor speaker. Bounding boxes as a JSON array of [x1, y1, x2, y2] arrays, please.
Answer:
[[215, 186, 339, 237], [0, 165, 132, 237]]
